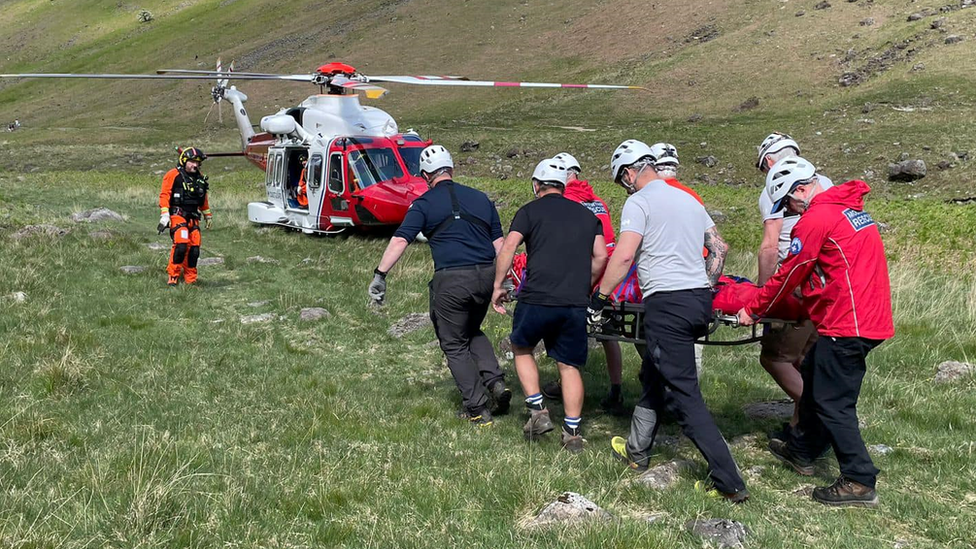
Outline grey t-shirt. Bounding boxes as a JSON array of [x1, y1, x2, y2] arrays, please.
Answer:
[[758, 174, 833, 261], [619, 179, 714, 296]]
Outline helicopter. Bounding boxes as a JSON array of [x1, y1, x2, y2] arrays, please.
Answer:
[[1, 62, 644, 234]]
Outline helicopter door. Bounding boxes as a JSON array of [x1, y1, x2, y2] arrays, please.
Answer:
[[323, 152, 352, 226], [265, 150, 285, 210]]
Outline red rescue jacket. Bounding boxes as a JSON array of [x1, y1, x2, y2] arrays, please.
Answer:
[[564, 179, 616, 249], [744, 181, 894, 340]]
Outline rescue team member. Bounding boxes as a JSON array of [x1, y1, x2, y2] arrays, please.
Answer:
[[738, 157, 893, 508], [754, 133, 833, 433], [536, 151, 627, 415], [296, 154, 309, 209], [368, 145, 511, 427], [491, 158, 607, 453], [158, 147, 212, 286], [590, 140, 748, 502]]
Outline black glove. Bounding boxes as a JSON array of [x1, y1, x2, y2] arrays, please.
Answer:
[[587, 291, 610, 327], [368, 268, 387, 304]]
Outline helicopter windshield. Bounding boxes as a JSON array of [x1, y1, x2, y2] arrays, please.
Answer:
[[347, 148, 404, 188], [398, 147, 424, 177]]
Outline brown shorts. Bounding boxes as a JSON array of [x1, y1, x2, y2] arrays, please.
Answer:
[[760, 319, 818, 366]]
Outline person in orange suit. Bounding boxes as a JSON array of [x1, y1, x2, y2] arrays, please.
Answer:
[[158, 147, 212, 286], [296, 154, 309, 209]]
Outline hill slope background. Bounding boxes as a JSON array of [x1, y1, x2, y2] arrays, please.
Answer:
[[1, 0, 975, 195]]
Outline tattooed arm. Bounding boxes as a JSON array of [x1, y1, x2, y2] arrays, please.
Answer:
[[703, 226, 729, 287]]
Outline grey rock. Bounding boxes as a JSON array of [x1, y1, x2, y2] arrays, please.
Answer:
[[634, 459, 693, 490], [247, 300, 271, 308], [745, 465, 765, 478], [246, 255, 279, 264], [147, 242, 168, 251], [931, 18, 946, 29], [241, 313, 276, 324], [687, 113, 703, 123], [696, 155, 719, 168], [934, 361, 973, 383], [523, 492, 612, 531], [642, 513, 665, 524], [735, 97, 760, 112], [907, 13, 924, 21], [859, 18, 875, 26], [861, 102, 876, 113], [839, 72, 859, 87], [945, 35, 965, 44], [5, 291, 27, 303], [888, 160, 927, 181], [88, 230, 115, 240], [459, 140, 480, 152], [505, 147, 520, 159], [120, 265, 146, 274], [71, 207, 124, 223], [708, 209, 726, 223], [898, 152, 911, 162], [686, 518, 749, 548], [11, 224, 68, 240], [869, 444, 894, 455], [300, 307, 330, 321], [814, 0, 831, 9], [743, 399, 793, 420], [198, 257, 225, 266], [894, 539, 911, 549], [877, 221, 892, 233], [937, 160, 955, 171], [796, 10, 806, 16], [388, 313, 432, 338], [955, 151, 970, 161], [911, 63, 925, 72]]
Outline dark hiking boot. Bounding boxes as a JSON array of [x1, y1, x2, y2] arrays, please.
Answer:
[[610, 436, 647, 472], [600, 393, 627, 416], [812, 476, 878, 508], [523, 409, 554, 439], [768, 439, 815, 476], [468, 408, 494, 428], [488, 380, 512, 415], [540, 380, 562, 401], [561, 427, 585, 454], [768, 422, 793, 445]]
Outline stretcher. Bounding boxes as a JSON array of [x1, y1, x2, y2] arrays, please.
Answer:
[[587, 301, 796, 346]]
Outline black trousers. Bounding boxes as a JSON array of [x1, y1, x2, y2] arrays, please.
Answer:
[[429, 264, 505, 413], [630, 288, 745, 494], [788, 336, 882, 488]]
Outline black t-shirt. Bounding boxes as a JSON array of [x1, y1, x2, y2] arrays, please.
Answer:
[[510, 193, 602, 307], [393, 180, 503, 271]]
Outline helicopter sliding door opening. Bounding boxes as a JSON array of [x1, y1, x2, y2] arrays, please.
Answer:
[[285, 148, 310, 211]]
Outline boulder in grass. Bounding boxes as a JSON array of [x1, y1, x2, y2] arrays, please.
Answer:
[[634, 460, 693, 490], [522, 492, 612, 531], [887, 160, 926, 182], [388, 313, 432, 338], [241, 313, 276, 325], [934, 361, 973, 383], [686, 518, 750, 548], [120, 266, 146, 275], [71, 208, 124, 223], [197, 257, 224, 267], [300, 307, 330, 321], [5, 292, 27, 303], [11, 225, 68, 240]]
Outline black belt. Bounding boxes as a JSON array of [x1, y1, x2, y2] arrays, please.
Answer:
[[434, 263, 494, 273]]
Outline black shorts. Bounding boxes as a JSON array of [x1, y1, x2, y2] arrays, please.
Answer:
[[510, 302, 588, 367]]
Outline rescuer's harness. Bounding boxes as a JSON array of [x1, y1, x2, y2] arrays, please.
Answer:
[[425, 182, 491, 239]]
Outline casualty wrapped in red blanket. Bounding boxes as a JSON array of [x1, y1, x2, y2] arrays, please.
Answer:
[[507, 268, 804, 321]]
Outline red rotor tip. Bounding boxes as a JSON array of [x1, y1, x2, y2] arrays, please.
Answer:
[[316, 62, 357, 76]]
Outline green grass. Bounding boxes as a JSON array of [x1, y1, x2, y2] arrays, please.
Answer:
[[0, 170, 974, 547]]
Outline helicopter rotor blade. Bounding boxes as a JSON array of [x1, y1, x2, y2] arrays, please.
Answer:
[[366, 75, 645, 90], [0, 73, 314, 81]]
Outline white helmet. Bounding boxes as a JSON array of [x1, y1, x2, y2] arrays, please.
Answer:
[[756, 132, 800, 171], [418, 145, 454, 174], [766, 156, 816, 214], [532, 157, 568, 187], [610, 139, 656, 183], [553, 152, 581, 173], [650, 142, 679, 169]]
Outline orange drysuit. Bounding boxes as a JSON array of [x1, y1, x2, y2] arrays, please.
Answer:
[[297, 167, 309, 208], [160, 167, 211, 284]]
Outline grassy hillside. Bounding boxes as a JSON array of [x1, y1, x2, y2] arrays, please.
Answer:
[[1, 170, 975, 547], [2, 0, 976, 194]]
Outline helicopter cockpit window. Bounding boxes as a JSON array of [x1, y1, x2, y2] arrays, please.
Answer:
[[347, 148, 404, 188], [308, 154, 323, 189], [328, 153, 344, 194], [398, 147, 423, 177]]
